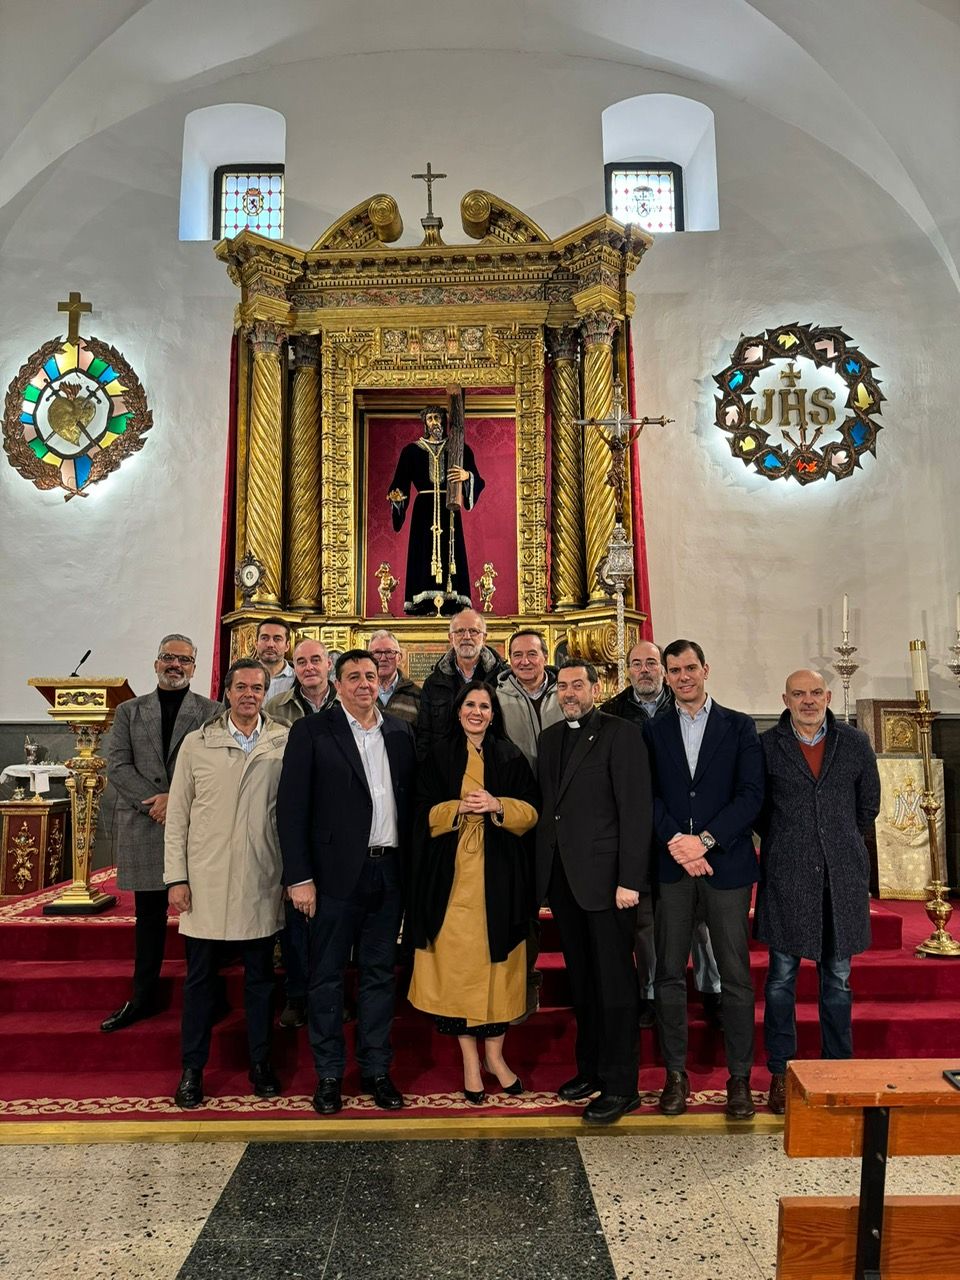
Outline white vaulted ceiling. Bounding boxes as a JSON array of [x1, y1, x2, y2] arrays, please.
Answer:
[[1, 0, 957, 282]]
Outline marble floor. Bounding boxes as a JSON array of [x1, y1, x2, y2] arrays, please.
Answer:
[[1, 1134, 957, 1280]]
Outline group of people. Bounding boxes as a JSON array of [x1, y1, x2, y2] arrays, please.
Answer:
[[102, 609, 881, 1124]]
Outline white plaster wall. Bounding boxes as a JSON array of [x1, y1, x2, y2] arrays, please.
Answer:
[[0, 49, 956, 718]]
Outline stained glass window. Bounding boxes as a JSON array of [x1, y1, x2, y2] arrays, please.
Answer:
[[605, 162, 684, 233], [213, 166, 284, 240]]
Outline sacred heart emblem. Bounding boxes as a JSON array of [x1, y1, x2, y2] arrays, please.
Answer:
[[47, 383, 96, 444]]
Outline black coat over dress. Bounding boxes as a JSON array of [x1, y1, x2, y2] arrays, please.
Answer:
[[409, 734, 539, 964]]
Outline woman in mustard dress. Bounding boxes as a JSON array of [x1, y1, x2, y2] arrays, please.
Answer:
[[408, 680, 538, 1104]]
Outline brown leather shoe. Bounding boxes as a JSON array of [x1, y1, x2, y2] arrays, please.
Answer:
[[768, 1072, 786, 1115], [725, 1074, 756, 1120], [658, 1070, 690, 1116]]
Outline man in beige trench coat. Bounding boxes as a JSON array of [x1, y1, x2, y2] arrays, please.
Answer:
[[164, 658, 288, 1109]]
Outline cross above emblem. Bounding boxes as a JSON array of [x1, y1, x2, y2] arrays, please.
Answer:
[[57, 292, 92, 345]]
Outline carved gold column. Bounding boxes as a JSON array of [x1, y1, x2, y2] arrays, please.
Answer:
[[547, 326, 585, 610], [287, 335, 322, 610], [581, 311, 619, 605], [245, 322, 286, 606]]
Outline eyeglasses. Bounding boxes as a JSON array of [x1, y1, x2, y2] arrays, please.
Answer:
[[159, 653, 195, 664], [451, 628, 483, 638], [370, 650, 401, 659]]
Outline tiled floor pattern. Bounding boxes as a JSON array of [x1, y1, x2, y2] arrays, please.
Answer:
[[1, 1136, 958, 1279]]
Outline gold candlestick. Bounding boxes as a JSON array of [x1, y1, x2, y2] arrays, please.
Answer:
[[909, 641, 960, 957]]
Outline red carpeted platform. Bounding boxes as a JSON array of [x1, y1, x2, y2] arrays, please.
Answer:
[[1, 871, 959, 1124]]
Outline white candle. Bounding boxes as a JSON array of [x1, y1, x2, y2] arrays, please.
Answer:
[[909, 640, 929, 695], [842, 594, 849, 635]]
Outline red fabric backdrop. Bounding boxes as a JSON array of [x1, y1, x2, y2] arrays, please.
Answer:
[[627, 325, 654, 639], [364, 413, 519, 617], [210, 334, 238, 697]]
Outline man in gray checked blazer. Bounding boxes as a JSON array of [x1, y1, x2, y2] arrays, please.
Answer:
[[100, 634, 220, 1032]]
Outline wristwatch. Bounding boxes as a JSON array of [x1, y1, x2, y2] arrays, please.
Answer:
[[698, 831, 717, 851]]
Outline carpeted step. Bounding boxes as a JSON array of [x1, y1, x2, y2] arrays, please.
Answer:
[[0, 902, 902, 963], [4, 997, 959, 1077]]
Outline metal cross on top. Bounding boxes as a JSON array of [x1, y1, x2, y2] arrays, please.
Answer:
[[411, 162, 446, 218], [58, 292, 92, 345]]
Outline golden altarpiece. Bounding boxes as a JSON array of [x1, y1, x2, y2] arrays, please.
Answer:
[[216, 190, 652, 679]]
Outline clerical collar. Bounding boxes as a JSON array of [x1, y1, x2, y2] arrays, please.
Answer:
[[566, 707, 596, 730]]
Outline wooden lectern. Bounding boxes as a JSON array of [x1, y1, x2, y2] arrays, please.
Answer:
[[28, 676, 134, 915]]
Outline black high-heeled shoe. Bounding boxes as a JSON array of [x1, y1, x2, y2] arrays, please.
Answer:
[[464, 1087, 486, 1105], [483, 1059, 524, 1095]]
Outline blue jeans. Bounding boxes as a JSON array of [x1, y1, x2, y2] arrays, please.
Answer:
[[764, 947, 852, 1074]]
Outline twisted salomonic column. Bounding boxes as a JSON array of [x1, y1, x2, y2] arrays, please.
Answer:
[[287, 335, 322, 610], [246, 322, 286, 606], [547, 326, 585, 611], [581, 311, 619, 605]]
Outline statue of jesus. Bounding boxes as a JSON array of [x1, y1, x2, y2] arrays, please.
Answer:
[[387, 404, 485, 615]]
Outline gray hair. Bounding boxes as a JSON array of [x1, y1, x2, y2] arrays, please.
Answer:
[[449, 609, 486, 638], [158, 633, 196, 658], [369, 629, 401, 647]]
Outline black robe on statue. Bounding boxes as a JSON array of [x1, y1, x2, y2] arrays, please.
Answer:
[[388, 437, 484, 615]]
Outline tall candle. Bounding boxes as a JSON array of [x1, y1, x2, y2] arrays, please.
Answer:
[[842, 593, 849, 635], [909, 639, 929, 695]]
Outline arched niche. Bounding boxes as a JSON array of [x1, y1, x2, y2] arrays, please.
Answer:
[[179, 104, 286, 242], [602, 94, 719, 233]]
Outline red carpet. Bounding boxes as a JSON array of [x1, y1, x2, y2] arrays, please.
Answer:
[[1, 872, 959, 1124]]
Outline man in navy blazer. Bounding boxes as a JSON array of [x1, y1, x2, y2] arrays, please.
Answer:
[[644, 639, 764, 1120], [277, 649, 417, 1116]]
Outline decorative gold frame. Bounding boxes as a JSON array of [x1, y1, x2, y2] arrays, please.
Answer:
[[216, 190, 652, 668]]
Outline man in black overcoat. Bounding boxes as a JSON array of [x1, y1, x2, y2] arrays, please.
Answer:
[[754, 668, 881, 1114], [536, 659, 652, 1124]]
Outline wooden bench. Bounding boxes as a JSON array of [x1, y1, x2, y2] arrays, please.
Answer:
[[778, 1059, 960, 1280]]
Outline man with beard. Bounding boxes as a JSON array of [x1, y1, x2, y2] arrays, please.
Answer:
[[387, 404, 485, 616], [536, 659, 652, 1123], [255, 618, 295, 698], [101, 635, 220, 1032], [603, 640, 723, 1030], [416, 608, 507, 761]]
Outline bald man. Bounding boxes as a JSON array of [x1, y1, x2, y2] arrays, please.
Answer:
[[755, 669, 880, 1115]]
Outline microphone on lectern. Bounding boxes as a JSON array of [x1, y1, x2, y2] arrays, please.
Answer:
[[70, 649, 92, 678]]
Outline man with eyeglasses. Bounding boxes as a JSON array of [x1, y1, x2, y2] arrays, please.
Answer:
[[603, 640, 723, 1032], [415, 608, 507, 760], [101, 634, 220, 1032], [255, 617, 296, 698], [265, 638, 338, 726], [368, 629, 421, 726]]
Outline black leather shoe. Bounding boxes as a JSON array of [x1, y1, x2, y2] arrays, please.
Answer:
[[312, 1077, 343, 1115], [638, 998, 655, 1030], [725, 1074, 756, 1120], [768, 1072, 786, 1116], [174, 1068, 203, 1109], [464, 1088, 486, 1106], [658, 1070, 690, 1116], [361, 1073, 404, 1110], [583, 1092, 642, 1124], [100, 1001, 153, 1033], [249, 1061, 281, 1098], [557, 1073, 602, 1102]]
